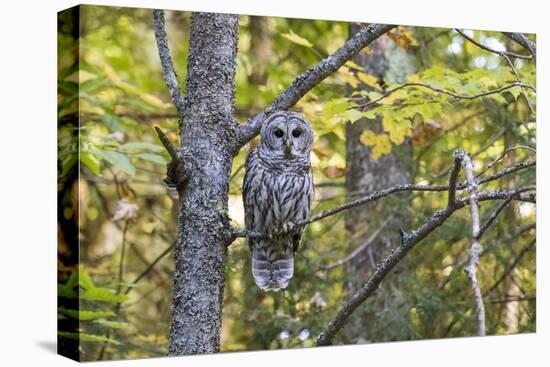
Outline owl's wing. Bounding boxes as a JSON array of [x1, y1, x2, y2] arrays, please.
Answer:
[[243, 148, 270, 239], [291, 169, 314, 253]]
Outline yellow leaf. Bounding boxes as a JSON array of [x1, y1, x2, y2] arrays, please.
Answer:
[[281, 30, 313, 48], [361, 47, 374, 55], [345, 60, 364, 71], [339, 67, 360, 88], [345, 109, 364, 123], [359, 130, 392, 159], [383, 117, 412, 145], [357, 72, 379, 89]]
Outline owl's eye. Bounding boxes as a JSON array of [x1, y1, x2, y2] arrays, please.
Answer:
[[274, 129, 284, 138], [292, 129, 302, 138]]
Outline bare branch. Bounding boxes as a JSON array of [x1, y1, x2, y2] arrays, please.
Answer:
[[324, 219, 389, 271], [501, 55, 535, 114], [489, 295, 535, 304], [455, 29, 532, 60], [154, 126, 179, 162], [478, 187, 535, 238], [153, 10, 186, 115], [236, 24, 396, 147], [448, 152, 462, 206], [486, 239, 536, 295], [231, 159, 535, 241], [459, 151, 486, 336], [503, 32, 537, 58], [124, 242, 175, 295], [314, 150, 534, 346], [356, 81, 535, 110], [477, 146, 536, 177]]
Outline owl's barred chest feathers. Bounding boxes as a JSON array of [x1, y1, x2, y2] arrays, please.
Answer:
[[245, 148, 313, 230], [242, 111, 315, 291]]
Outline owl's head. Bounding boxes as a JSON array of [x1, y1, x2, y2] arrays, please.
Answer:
[[260, 111, 314, 159]]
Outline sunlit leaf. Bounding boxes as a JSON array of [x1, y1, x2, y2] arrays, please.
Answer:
[[91, 149, 136, 176], [59, 308, 116, 320], [281, 30, 313, 48], [58, 331, 120, 344], [80, 287, 129, 303], [135, 153, 168, 165], [80, 152, 101, 176]]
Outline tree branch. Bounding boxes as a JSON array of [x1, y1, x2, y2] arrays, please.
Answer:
[[486, 239, 536, 295], [356, 81, 535, 110], [154, 126, 179, 162], [478, 187, 535, 238], [231, 159, 535, 240], [459, 151, 486, 336], [235, 23, 396, 148], [153, 10, 186, 115], [324, 219, 389, 271], [455, 29, 532, 60], [314, 150, 534, 346], [502, 32, 537, 58], [315, 172, 464, 346]]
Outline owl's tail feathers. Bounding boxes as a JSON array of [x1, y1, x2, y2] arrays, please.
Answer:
[[252, 245, 294, 292]]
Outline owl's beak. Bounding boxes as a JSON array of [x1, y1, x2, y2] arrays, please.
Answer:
[[284, 139, 292, 153]]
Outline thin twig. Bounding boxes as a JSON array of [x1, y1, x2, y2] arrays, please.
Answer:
[[315, 152, 468, 346], [502, 32, 536, 58], [478, 187, 535, 238], [152, 10, 186, 114], [477, 146, 536, 177], [501, 55, 535, 114], [124, 242, 175, 295], [324, 219, 389, 271], [154, 126, 179, 162], [448, 152, 462, 206], [459, 151, 486, 336], [232, 160, 535, 240], [116, 221, 130, 294], [489, 295, 535, 304], [356, 81, 535, 110], [486, 239, 536, 295], [455, 29, 532, 60], [236, 24, 395, 147], [314, 151, 535, 345]]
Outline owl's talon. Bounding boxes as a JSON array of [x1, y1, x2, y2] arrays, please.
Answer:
[[281, 221, 296, 234]]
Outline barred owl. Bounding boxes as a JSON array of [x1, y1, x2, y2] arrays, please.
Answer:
[[243, 111, 314, 291]]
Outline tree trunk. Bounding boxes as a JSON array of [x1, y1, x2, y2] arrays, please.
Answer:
[[344, 25, 415, 342], [169, 12, 239, 356]]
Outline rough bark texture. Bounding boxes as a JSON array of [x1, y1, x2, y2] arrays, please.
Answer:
[[168, 12, 240, 356], [343, 25, 414, 342], [155, 15, 395, 355]]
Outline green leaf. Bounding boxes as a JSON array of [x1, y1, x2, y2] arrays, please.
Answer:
[[58, 284, 78, 299], [345, 109, 364, 123], [281, 30, 313, 48], [80, 77, 109, 93], [94, 319, 130, 329], [91, 149, 136, 176], [80, 152, 101, 176], [135, 153, 168, 165], [121, 142, 165, 153], [58, 308, 116, 321], [101, 111, 124, 132], [58, 331, 120, 344], [60, 153, 78, 177], [78, 270, 95, 290], [81, 287, 128, 303]]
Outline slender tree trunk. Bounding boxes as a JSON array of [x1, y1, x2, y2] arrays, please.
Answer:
[[169, 12, 239, 356], [344, 25, 415, 342]]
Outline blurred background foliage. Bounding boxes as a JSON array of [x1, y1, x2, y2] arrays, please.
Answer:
[[58, 5, 536, 361]]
